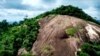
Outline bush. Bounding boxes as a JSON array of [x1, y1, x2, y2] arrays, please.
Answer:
[[65, 27, 77, 36], [78, 42, 100, 56], [77, 52, 89, 56]]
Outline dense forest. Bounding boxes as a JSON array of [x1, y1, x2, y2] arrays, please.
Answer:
[[0, 5, 100, 56]]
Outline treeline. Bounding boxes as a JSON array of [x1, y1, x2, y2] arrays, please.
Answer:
[[41, 5, 100, 24], [0, 20, 18, 35], [0, 18, 40, 56], [0, 5, 100, 56]]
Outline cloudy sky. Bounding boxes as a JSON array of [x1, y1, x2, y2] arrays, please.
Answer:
[[0, 0, 100, 22]]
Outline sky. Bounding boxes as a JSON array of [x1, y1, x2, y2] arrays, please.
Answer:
[[0, 0, 100, 22]]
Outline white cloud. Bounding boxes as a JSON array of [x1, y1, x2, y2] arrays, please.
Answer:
[[83, 7, 99, 19], [22, 0, 62, 10], [22, 0, 49, 10], [0, 0, 6, 3], [22, 0, 42, 7], [0, 9, 45, 22], [0, 0, 100, 22]]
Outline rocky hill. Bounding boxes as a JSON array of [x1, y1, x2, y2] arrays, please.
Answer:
[[0, 5, 100, 56], [29, 15, 100, 56]]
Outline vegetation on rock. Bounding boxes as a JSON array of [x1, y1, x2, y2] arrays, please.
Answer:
[[65, 27, 77, 36]]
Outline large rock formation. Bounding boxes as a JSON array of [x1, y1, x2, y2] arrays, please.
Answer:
[[31, 15, 100, 56]]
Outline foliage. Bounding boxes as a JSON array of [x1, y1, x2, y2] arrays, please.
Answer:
[[0, 18, 40, 56], [78, 52, 89, 56], [41, 45, 54, 56], [21, 52, 33, 56], [0, 20, 9, 36], [65, 27, 77, 36], [41, 5, 100, 24], [78, 42, 100, 56]]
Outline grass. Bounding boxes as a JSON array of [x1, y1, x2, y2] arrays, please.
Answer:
[[41, 45, 54, 56], [21, 53, 32, 56], [65, 27, 77, 36], [21, 52, 34, 56]]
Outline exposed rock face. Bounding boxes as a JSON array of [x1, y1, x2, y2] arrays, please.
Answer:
[[31, 15, 100, 56]]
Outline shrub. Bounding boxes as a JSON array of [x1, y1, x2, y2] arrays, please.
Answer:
[[78, 42, 100, 56], [65, 27, 77, 36]]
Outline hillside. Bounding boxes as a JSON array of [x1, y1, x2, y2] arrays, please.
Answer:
[[30, 15, 100, 56], [0, 5, 100, 56]]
